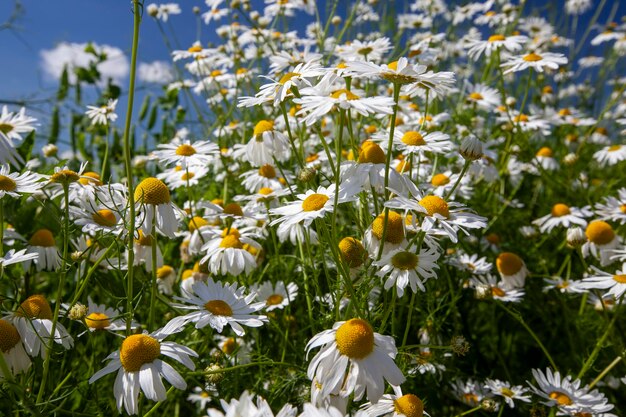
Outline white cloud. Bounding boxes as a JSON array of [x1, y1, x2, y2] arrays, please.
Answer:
[[138, 60, 175, 84]]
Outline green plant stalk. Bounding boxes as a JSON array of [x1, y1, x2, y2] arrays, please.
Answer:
[[100, 124, 110, 181], [577, 305, 620, 379], [124, 0, 142, 335], [588, 351, 625, 389], [401, 291, 417, 348], [148, 211, 158, 331], [445, 160, 471, 199], [37, 183, 71, 403]]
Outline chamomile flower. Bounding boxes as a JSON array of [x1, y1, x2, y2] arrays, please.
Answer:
[[89, 328, 198, 415], [270, 183, 357, 227], [465, 83, 501, 111], [388, 129, 453, 158], [0, 106, 37, 167], [168, 278, 267, 336], [361, 389, 429, 417], [187, 385, 214, 410], [85, 99, 118, 126], [582, 220, 621, 266], [153, 138, 219, 168], [5, 294, 74, 358], [0, 248, 37, 268], [471, 274, 525, 302], [80, 297, 129, 334], [156, 265, 176, 295], [484, 379, 531, 408], [240, 164, 291, 192], [495, 252, 528, 288], [199, 228, 262, 276], [234, 119, 291, 165], [593, 144, 626, 166], [214, 335, 253, 364], [24, 229, 61, 271], [594, 188, 626, 224], [252, 280, 299, 311], [306, 318, 405, 402], [465, 34, 528, 60], [363, 211, 408, 257], [0, 165, 44, 199], [0, 318, 31, 379], [134, 177, 183, 238], [579, 264, 626, 299], [532, 203, 591, 233], [373, 246, 440, 297], [448, 252, 493, 275], [500, 51, 568, 74]]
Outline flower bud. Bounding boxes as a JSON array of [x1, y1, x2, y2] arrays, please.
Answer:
[[563, 153, 578, 166], [146, 3, 158, 17], [68, 303, 88, 320], [460, 136, 483, 161], [42, 143, 58, 158], [566, 226, 587, 248], [298, 167, 317, 182]]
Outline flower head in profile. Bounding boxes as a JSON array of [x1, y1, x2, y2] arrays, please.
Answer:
[[134, 177, 183, 238], [85, 99, 118, 126], [89, 326, 198, 415], [153, 137, 219, 168], [500, 51, 568, 74], [0, 106, 37, 167], [0, 165, 44, 199]]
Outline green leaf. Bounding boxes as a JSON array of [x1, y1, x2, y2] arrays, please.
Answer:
[[147, 106, 158, 130], [17, 130, 35, 162], [139, 95, 151, 121], [57, 66, 69, 101], [49, 106, 60, 144]]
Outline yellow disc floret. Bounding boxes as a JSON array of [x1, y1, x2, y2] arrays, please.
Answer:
[[254, 120, 274, 137], [0, 319, 21, 352], [536, 147, 553, 157], [188, 216, 209, 232], [335, 318, 375, 359], [266, 294, 284, 306], [585, 220, 615, 245], [17, 294, 53, 320], [551, 204, 571, 217], [29, 229, 56, 247], [496, 252, 523, 276], [302, 194, 329, 212], [85, 312, 111, 330], [220, 234, 244, 249], [92, 209, 117, 227], [338, 237, 367, 268], [372, 211, 405, 244], [223, 202, 244, 217], [157, 265, 174, 279], [134, 177, 171, 205], [394, 394, 424, 417], [431, 174, 450, 187], [0, 175, 17, 191], [418, 195, 450, 218], [358, 141, 386, 164], [258, 164, 277, 178], [50, 169, 80, 184], [120, 334, 161, 372], [401, 131, 426, 146], [176, 144, 196, 156], [488, 34, 506, 42], [221, 337, 238, 355], [549, 391, 573, 406], [391, 251, 419, 270], [523, 53, 543, 62], [330, 89, 359, 100], [204, 300, 233, 316]]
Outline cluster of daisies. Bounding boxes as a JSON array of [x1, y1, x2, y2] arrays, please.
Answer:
[[2, 0, 626, 416]]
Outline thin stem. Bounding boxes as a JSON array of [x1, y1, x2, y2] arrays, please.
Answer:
[[401, 291, 417, 348], [445, 160, 471, 200], [148, 211, 158, 331], [588, 351, 625, 389]]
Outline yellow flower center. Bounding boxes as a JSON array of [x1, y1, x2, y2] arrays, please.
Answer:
[[259, 187, 274, 195], [358, 141, 386, 164], [258, 164, 276, 178], [418, 195, 450, 218], [221, 337, 238, 355], [29, 229, 56, 247], [396, 160, 411, 173], [468, 92, 484, 100], [278, 72, 300, 84], [156, 265, 174, 279], [613, 274, 626, 284], [134, 177, 171, 205], [372, 211, 405, 244], [608, 144, 622, 152], [0, 319, 21, 352], [266, 294, 284, 306], [496, 252, 523, 276], [394, 394, 424, 417], [204, 300, 233, 316], [92, 209, 117, 227], [188, 45, 202, 53], [391, 251, 419, 270], [175, 144, 196, 156], [523, 53, 543, 62], [338, 237, 366, 268], [585, 220, 615, 245], [549, 391, 573, 406], [223, 202, 244, 217], [17, 294, 53, 320], [401, 131, 426, 146], [181, 172, 195, 181], [330, 89, 359, 100], [78, 171, 102, 185], [50, 169, 80, 184], [335, 318, 375, 359], [358, 47, 373, 56], [135, 230, 153, 246], [302, 193, 329, 212], [431, 174, 450, 187], [551, 203, 571, 217], [220, 234, 244, 249], [620, 204, 626, 214], [558, 108, 572, 116], [0, 175, 17, 192], [492, 287, 506, 297], [500, 387, 515, 397], [536, 147, 553, 157], [189, 216, 209, 232], [306, 153, 319, 163], [120, 334, 161, 372], [387, 61, 398, 71], [488, 34, 506, 42], [85, 312, 111, 330], [254, 120, 274, 137], [0, 123, 14, 135], [515, 114, 529, 123]]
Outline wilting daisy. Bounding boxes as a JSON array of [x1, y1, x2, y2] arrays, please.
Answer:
[[85, 99, 118, 126], [252, 280, 299, 312], [373, 246, 440, 297], [500, 51, 568, 74], [234, 119, 291, 166], [0, 165, 44, 199], [134, 177, 183, 238], [582, 220, 620, 266], [153, 138, 219, 168], [0, 318, 31, 379], [579, 264, 626, 299], [484, 379, 531, 408], [532, 203, 591, 233], [168, 278, 267, 336], [306, 318, 405, 402], [24, 229, 61, 271], [5, 294, 74, 358], [89, 328, 198, 415], [495, 252, 528, 288], [270, 183, 357, 227], [199, 228, 261, 276]]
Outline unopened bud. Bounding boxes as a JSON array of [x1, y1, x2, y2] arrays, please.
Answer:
[[566, 226, 586, 248], [450, 335, 470, 356], [331, 16, 342, 25], [480, 398, 498, 412], [146, 3, 158, 17], [460, 136, 483, 161], [68, 303, 88, 320], [563, 153, 578, 166], [192, 6, 200, 14], [204, 364, 225, 384], [42, 143, 58, 158], [298, 167, 317, 182]]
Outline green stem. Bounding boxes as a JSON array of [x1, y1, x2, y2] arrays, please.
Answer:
[[445, 160, 471, 199], [577, 305, 620, 379], [100, 124, 110, 180], [148, 212, 158, 331], [588, 351, 625, 389], [401, 292, 417, 348]]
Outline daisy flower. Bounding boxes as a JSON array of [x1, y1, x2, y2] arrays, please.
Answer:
[[153, 138, 219, 168], [159, 164, 210, 190], [168, 278, 267, 336], [500, 51, 568, 74], [341, 141, 408, 194], [465, 34, 528, 60], [593, 144, 626, 166], [0, 318, 31, 379], [579, 264, 626, 300], [71, 201, 125, 236], [386, 129, 453, 158], [234, 119, 291, 165], [213, 335, 253, 364], [240, 164, 291, 193], [0, 106, 37, 167], [5, 294, 74, 358], [199, 228, 261, 276], [361, 388, 429, 417], [146, 3, 181, 22], [0, 165, 44, 199], [89, 327, 198, 415], [156, 265, 176, 295], [251, 280, 299, 312], [484, 379, 531, 408], [134, 177, 183, 238], [79, 297, 129, 334], [465, 83, 501, 111], [0, 248, 38, 268], [270, 183, 357, 227], [582, 220, 621, 266], [24, 229, 61, 271], [448, 252, 493, 275], [594, 188, 626, 224], [471, 274, 525, 302], [187, 385, 215, 409], [450, 378, 488, 407], [85, 99, 118, 126], [306, 318, 405, 402], [373, 246, 440, 297], [532, 203, 591, 233], [363, 211, 408, 257]]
